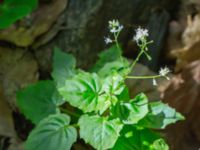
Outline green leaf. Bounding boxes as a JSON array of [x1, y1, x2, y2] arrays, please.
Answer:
[[138, 101, 185, 129], [102, 74, 126, 95], [16, 81, 62, 124], [58, 72, 110, 113], [117, 86, 130, 102], [0, 0, 38, 29], [52, 47, 76, 87], [25, 114, 77, 150], [97, 59, 130, 77], [111, 93, 148, 124], [151, 139, 169, 150], [5, 0, 37, 9], [112, 126, 168, 150], [78, 115, 123, 150], [91, 45, 122, 72]]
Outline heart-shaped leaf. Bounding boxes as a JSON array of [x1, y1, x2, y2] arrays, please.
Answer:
[[25, 114, 77, 150], [17, 81, 62, 124]]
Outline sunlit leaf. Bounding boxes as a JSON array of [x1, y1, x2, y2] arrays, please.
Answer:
[[58, 72, 110, 114], [79, 115, 123, 150], [111, 93, 148, 124], [137, 101, 185, 129], [112, 125, 168, 150]]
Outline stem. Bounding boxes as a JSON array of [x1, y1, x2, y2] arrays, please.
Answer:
[[126, 75, 161, 79], [71, 124, 79, 128], [114, 32, 123, 63], [130, 49, 144, 70], [60, 107, 80, 118], [130, 38, 154, 71]]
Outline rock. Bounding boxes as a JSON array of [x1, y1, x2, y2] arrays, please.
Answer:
[[170, 14, 200, 71], [165, 0, 200, 71], [165, 21, 184, 59], [142, 9, 170, 71], [0, 86, 15, 137], [0, 47, 38, 108], [160, 60, 200, 150], [0, 0, 68, 47], [7, 138, 24, 150]]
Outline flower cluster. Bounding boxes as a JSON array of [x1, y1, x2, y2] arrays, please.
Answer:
[[133, 27, 149, 43], [104, 20, 171, 87], [159, 67, 170, 80], [108, 20, 124, 33], [104, 20, 124, 45], [153, 67, 171, 86]]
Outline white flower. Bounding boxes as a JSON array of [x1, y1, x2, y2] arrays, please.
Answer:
[[108, 20, 123, 33], [152, 78, 157, 86], [118, 25, 124, 32], [159, 67, 170, 77], [133, 27, 149, 43], [104, 37, 112, 44], [110, 28, 118, 33], [109, 20, 120, 28]]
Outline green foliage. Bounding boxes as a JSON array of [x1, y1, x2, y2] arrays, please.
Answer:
[[91, 45, 122, 72], [111, 93, 148, 124], [58, 72, 112, 114], [102, 74, 125, 95], [0, 0, 38, 29], [97, 59, 130, 77], [116, 86, 130, 101], [52, 48, 76, 87], [91, 45, 130, 78], [152, 139, 169, 150], [25, 114, 77, 150], [78, 115, 123, 150], [17, 24, 185, 150], [137, 101, 185, 129], [16, 81, 62, 124], [112, 126, 169, 150]]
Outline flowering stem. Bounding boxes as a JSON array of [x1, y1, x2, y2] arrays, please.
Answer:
[[114, 32, 123, 63], [130, 46, 145, 70], [126, 75, 161, 79]]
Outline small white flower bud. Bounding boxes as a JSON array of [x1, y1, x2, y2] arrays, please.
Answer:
[[152, 78, 157, 86], [104, 37, 112, 44]]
